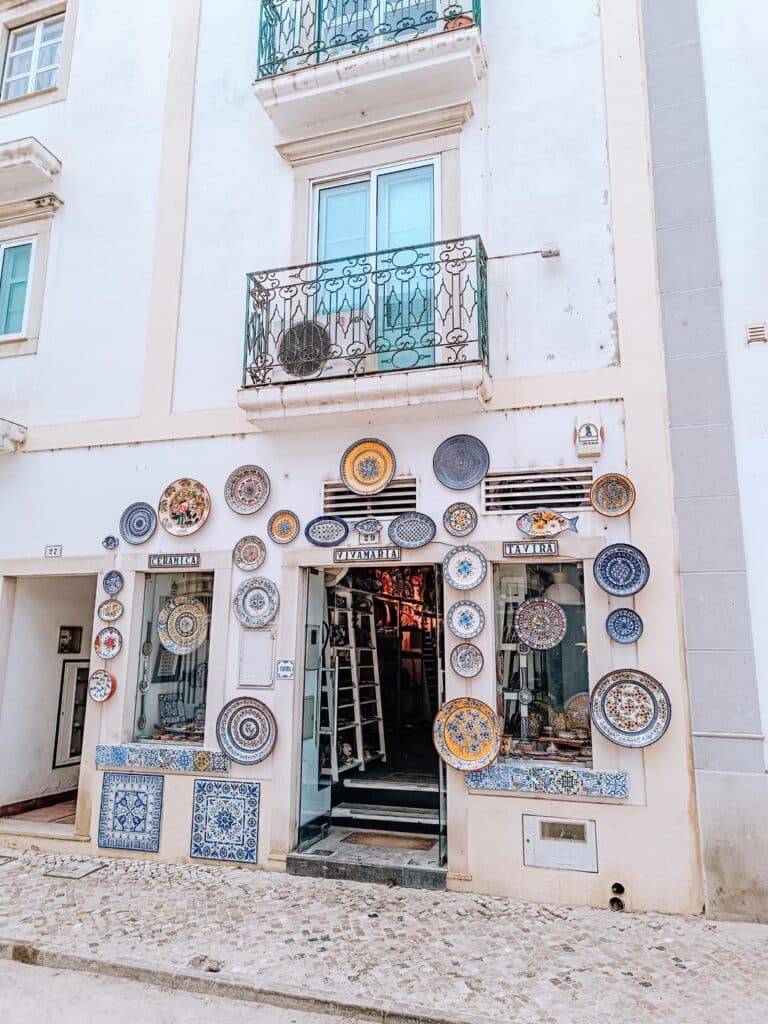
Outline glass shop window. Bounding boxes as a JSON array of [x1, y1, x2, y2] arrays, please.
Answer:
[[132, 571, 213, 745], [493, 563, 591, 766]]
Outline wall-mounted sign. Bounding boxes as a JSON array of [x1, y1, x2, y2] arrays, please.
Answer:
[[574, 416, 604, 459], [504, 541, 559, 558], [334, 546, 401, 563], [45, 545, 63, 558], [276, 659, 295, 680], [148, 553, 201, 569]]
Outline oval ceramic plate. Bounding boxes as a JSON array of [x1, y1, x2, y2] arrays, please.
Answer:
[[590, 669, 671, 749], [158, 478, 211, 537], [216, 697, 278, 765], [94, 627, 122, 660], [102, 570, 124, 595], [594, 544, 650, 597], [432, 697, 501, 772], [590, 473, 637, 518], [443, 546, 488, 591], [88, 670, 116, 703], [224, 465, 270, 515], [157, 596, 209, 656], [443, 502, 478, 538], [268, 510, 300, 545], [388, 512, 436, 550], [233, 536, 266, 572], [447, 600, 485, 640], [340, 438, 396, 496], [606, 608, 644, 645], [514, 598, 568, 651], [433, 435, 490, 490], [119, 502, 158, 545], [516, 508, 579, 538], [97, 599, 124, 623], [305, 516, 349, 548], [450, 643, 484, 679], [233, 577, 280, 628]]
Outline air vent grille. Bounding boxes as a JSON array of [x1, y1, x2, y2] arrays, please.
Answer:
[[483, 467, 594, 515], [323, 478, 418, 520], [746, 322, 768, 344]]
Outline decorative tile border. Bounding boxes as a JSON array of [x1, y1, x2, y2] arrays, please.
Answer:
[[466, 762, 629, 800], [98, 772, 164, 853], [190, 779, 260, 864], [95, 744, 230, 775]]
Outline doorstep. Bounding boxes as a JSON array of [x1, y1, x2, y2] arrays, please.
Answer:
[[0, 819, 88, 841]]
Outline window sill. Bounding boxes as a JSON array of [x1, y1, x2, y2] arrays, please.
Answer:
[[95, 743, 230, 776], [0, 333, 36, 357], [0, 84, 62, 117], [466, 761, 630, 801]]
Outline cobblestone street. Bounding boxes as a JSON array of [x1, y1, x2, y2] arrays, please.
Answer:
[[0, 851, 767, 1023]]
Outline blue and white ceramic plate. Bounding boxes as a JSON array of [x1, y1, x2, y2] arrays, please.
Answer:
[[443, 502, 478, 538], [593, 544, 650, 597], [447, 600, 485, 640], [606, 608, 644, 645], [102, 570, 124, 595], [157, 596, 209, 656], [590, 669, 671, 749], [305, 516, 349, 548], [119, 502, 158, 545], [216, 697, 277, 765], [224, 465, 270, 515], [443, 546, 488, 591], [433, 435, 490, 490], [388, 512, 436, 549], [102, 535, 119, 551], [233, 577, 279, 628], [450, 643, 484, 679]]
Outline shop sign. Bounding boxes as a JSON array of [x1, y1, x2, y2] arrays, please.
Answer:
[[275, 659, 295, 680], [148, 553, 201, 569], [334, 546, 401, 563], [503, 541, 559, 558]]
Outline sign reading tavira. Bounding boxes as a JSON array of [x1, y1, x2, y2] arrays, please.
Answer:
[[503, 541, 559, 557], [148, 553, 201, 568], [334, 547, 401, 563]]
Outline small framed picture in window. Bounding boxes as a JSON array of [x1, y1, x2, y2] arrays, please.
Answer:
[[57, 626, 82, 654], [153, 647, 180, 684]]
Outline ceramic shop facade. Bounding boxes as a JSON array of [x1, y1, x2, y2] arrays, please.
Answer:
[[0, 0, 705, 914]]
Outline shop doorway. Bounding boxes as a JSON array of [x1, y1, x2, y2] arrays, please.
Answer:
[[293, 563, 446, 888]]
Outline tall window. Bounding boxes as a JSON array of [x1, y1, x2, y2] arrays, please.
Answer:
[[2, 15, 64, 100], [0, 240, 33, 336]]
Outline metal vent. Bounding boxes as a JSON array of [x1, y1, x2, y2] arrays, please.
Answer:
[[323, 478, 418, 520], [746, 322, 768, 344], [483, 467, 594, 515]]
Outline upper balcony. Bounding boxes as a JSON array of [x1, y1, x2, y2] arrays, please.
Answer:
[[254, 1, 486, 139], [236, 234, 491, 427]]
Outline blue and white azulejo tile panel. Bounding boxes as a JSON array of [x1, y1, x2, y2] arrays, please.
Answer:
[[98, 772, 164, 853], [190, 779, 260, 864], [466, 762, 629, 800], [95, 744, 230, 775]]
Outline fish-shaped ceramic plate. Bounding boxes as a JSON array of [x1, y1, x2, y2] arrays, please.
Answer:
[[516, 508, 579, 538]]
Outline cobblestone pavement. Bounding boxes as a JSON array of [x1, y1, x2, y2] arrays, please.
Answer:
[[1, 850, 767, 1023]]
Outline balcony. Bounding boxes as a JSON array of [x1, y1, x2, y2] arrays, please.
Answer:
[[236, 235, 491, 426], [254, 1, 486, 139]]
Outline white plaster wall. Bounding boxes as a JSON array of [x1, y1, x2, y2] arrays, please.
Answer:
[[0, 575, 96, 806]]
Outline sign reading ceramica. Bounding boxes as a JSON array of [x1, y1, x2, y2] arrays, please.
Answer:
[[334, 547, 401, 563], [503, 541, 559, 558], [148, 553, 201, 569]]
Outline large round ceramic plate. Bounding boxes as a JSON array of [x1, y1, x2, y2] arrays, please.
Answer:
[[158, 478, 211, 537], [97, 599, 124, 623], [94, 627, 122, 660], [268, 510, 300, 545], [450, 643, 484, 679], [305, 516, 349, 548], [514, 598, 567, 651], [233, 536, 266, 571], [433, 435, 490, 490], [606, 608, 644, 645], [447, 600, 485, 640], [388, 512, 436, 550], [102, 570, 124, 595], [590, 669, 671, 749], [216, 697, 277, 765], [443, 546, 488, 591], [340, 438, 396, 496], [157, 596, 209, 655], [433, 697, 501, 772], [590, 473, 636, 518], [443, 502, 478, 538], [88, 670, 116, 703], [119, 502, 158, 545], [233, 577, 279, 628], [593, 544, 650, 597], [224, 465, 270, 515]]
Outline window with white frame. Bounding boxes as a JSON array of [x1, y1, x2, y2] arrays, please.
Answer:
[[1, 14, 64, 100], [0, 238, 34, 336]]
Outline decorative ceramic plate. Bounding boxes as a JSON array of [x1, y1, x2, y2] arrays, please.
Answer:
[[119, 502, 158, 545], [102, 535, 119, 551], [443, 546, 488, 591], [233, 536, 266, 572], [564, 691, 590, 726], [450, 643, 484, 679], [158, 478, 211, 537], [355, 518, 382, 541], [216, 697, 278, 765], [594, 544, 650, 597], [305, 516, 349, 548], [590, 473, 636, 518], [433, 435, 490, 490], [340, 438, 396, 496], [97, 599, 124, 623], [102, 570, 124, 595], [516, 508, 579, 538], [388, 512, 436, 550], [94, 627, 122, 660], [88, 670, 116, 703], [443, 502, 478, 538], [606, 608, 644, 645], [432, 697, 501, 772], [233, 577, 280, 628], [590, 669, 671, 749], [157, 596, 209, 655], [447, 600, 485, 640], [224, 465, 270, 515], [514, 598, 568, 651], [268, 510, 300, 545]]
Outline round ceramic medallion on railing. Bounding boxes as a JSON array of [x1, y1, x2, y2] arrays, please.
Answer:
[[447, 600, 485, 640], [589, 669, 671, 749], [158, 478, 211, 537], [590, 473, 637, 518], [216, 697, 277, 765], [119, 501, 158, 545], [340, 438, 396, 496], [94, 627, 122, 660], [514, 598, 567, 651], [450, 642, 484, 679], [443, 502, 478, 538], [593, 544, 650, 597], [233, 577, 279, 628], [157, 596, 209, 656], [88, 670, 116, 703], [388, 512, 436, 550], [432, 697, 501, 772], [233, 536, 266, 571], [97, 599, 124, 623], [102, 570, 124, 595], [443, 545, 488, 591], [433, 435, 490, 490], [224, 465, 270, 515], [268, 510, 300, 545], [305, 516, 349, 548]]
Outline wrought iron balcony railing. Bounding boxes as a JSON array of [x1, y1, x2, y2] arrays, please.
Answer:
[[257, 0, 482, 79], [243, 235, 488, 388]]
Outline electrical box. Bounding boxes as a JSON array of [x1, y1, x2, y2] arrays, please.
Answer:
[[523, 814, 598, 873]]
